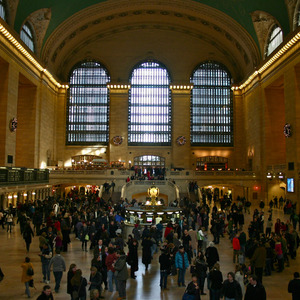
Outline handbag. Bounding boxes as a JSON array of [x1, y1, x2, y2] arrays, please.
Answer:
[[190, 265, 196, 274], [85, 234, 90, 241]]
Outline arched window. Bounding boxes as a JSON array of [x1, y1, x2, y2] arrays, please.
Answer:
[[66, 61, 110, 145], [266, 25, 283, 57], [128, 61, 171, 145], [20, 22, 35, 52], [190, 61, 233, 146], [0, 0, 7, 21]]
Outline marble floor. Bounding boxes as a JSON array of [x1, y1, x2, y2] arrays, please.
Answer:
[[0, 206, 298, 300]]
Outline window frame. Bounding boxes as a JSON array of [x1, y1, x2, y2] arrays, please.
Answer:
[[20, 21, 35, 52], [66, 60, 110, 146], [265, 25, 283, 57], [0, 0, 7, 21], [190, 61, 233, 147], [128, 60, 172, 146]]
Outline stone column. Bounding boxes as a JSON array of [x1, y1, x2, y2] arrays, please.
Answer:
[[171, 87, 191, 169]]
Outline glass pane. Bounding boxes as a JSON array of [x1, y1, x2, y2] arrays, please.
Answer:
[[20, 23, 34, 52], [190, 61, 233, 146], [266, 26, 283, 56], [0, 0, 6, 21], [66, 61, 110, 145], [128, 62, 171, 145]]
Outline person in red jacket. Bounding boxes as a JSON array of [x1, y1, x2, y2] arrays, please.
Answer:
[[232, 234, 241, 263], [105, 247, 117, 292]]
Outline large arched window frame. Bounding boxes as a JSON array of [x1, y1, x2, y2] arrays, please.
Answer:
[[20, 22, 35, 52], [190, 61, 233, 146], [128, 61, 171, 146], [265, 25, 283, 57], [66, 61, 110, 145], [0, 0, 7, 21]]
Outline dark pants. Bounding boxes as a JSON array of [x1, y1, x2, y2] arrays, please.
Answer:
[[160, 270, 168, 289], [53, 271, 63, 292], [117, 279, 126, 298], [178, 268, 186, 286], [255, 267, 263, 283], [42, 262, 50, 281], [210, 288, 221, 300]]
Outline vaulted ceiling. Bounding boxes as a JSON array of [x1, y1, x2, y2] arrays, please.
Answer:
[[6, 0, 294, 83]]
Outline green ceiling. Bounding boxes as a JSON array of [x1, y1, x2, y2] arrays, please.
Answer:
[[14, 0, 290, 48]]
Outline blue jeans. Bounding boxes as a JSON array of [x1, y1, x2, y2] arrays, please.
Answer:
[[160, 270, 168, 288], [53, 271, 63, 292], [25, 281, 30, 297], [107, 270, 115, 292], [151, 243, 158, 256], [178, 268, 186, 286], [42, 262, 50, 281], [210, 288, 221, 300]]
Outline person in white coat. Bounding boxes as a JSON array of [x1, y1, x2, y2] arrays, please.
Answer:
[[235, 264, 245, 297]]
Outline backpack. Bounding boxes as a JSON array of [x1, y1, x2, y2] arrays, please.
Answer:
[[27, 267, 34, 276]]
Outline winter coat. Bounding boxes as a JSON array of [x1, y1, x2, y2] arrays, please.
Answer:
[[67, 270, 75, 295], [235, 271, 245, 296], [222, 279, 242, 300], [251, 246, 266, 268], [128, 243, 138, 271], [142, 238, 153, 265], [175, 251, 189, 269], [72, 277, 87, 298], [208, 269, 223, 290], [89, 271, 102, 291], [114, 255, 128, 281], [21, 262, 34, 283], [205, 246, 219, 268], [106, 253, 117, 272]]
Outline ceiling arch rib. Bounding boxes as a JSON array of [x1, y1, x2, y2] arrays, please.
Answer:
[[41, 0, 260, 83]]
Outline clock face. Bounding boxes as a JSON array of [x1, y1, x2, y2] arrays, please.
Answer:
[[283, 123, 291, 137], [112, 135, 123, 145], [176, 135, 186, 145]]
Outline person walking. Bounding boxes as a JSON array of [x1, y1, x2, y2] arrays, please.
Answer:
[[21, 256, 34, 298], [175, 245, 189, 287], [288, 272, 300, 300], [244, 275, 266, 300], [23, 221, 34, 252], [6, 212, 13, 233], [49, 250, 66, 293], [194, 252, 207, 295], [183, 274, 201, 300], [221, 272, 242, 300], [159, 248, 171, 291], [71, 269, 88, 300], [67, 263, 77, 299], [142, 236, 153, 271], [208, 263, 223, 300], [39, 243, 52, 284], [127, 239, 138, 279], [114, 250, 128, 300], [89, 266, 103, 299], [36, 285, 54, 300]]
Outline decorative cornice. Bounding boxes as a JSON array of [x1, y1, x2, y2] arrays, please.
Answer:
[[232, 30, 300, 92], [0, 21, 67, 91]]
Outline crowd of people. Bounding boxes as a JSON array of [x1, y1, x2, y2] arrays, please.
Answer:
[[0, 187, 299, 300]]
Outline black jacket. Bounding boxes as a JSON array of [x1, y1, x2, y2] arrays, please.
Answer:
[[244, 282, 266, 300], [288, 278, 300, 300]]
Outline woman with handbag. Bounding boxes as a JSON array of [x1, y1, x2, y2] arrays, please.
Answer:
[[80, 223, 90, 252], [21, 256, 34, 298], [71, 269, 87, 300], [182, 274, 201, 300], [194, 252, 208, 295]]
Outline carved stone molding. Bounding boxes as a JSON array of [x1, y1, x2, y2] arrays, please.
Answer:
[[27, 8, 51, 57], [7, 0, 19, 26], [41, 0, 259, 79], [251, 11, 279, 57], [285, 0, 299, 30]]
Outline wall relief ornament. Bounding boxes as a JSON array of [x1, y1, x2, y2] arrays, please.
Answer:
[[250, 11, 279, 57], [27, 8, 52, 57]]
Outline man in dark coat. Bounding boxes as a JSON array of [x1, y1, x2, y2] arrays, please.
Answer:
[[244, 275, 266, 300], [36, 285, 54, 300], [205, 242, 219, 269], [288, 272, 300, 300]]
